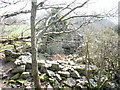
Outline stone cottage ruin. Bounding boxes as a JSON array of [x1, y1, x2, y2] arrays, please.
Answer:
[[39, 31, 84, 55]]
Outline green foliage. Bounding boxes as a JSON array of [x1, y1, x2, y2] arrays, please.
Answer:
[[9, 80, 16, 83], [3, 25, 30, 37], [39, 73, 49, 81], [98, 72, 111, 90], [78, 24, 118, 89]]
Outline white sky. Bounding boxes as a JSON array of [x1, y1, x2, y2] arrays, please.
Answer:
[[1, 0, 118, 14], [0, 0, 119, 24], [45, 0, 118, 17], [45, 0, 118, 12], [38, 0, 119, 24]]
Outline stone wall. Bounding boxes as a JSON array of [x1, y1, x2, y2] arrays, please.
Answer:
[[44, 32, 84, 54]]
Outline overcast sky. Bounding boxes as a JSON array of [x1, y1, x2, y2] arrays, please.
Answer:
[[43, 0, 118, 13], [0, 0, 119, 24], [39, 0, 118, 24]]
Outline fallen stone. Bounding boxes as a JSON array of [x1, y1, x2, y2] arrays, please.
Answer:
[[75, 57, 84, 63], [5, 57, 15, 62], [4, 49, 21, 62], [14, 55, 31, 65], [0, 72, 3, 79], [55, 74, 62, 81], [58, 71, 70, 78], [46, 60, 57, 64], [76, 79, 88, 85], [59, 65, 65, 69], [68, 60, 75, 65], [47, 70, 55, 77], [53, 80, 60, 88], [11, 65, 25, 74], [74, 65, 97, 75], [47, 84, 53, 89], [2, 73, 8, 79], [88, 65, 98, 72], [9, 80, 16, 83], [73, 65, 86, 75], [62, 65, 72, 71], [89, 79, 97, 87], [74, 83, 82, 89], [57, 60, 68, 65], [51, 63, 59, 70], [48, 61, 60, 71], [26, 60, 32, 69], [69, 68, 81, 78], [20, 72, 30, 79], [38, 60, 46, 67], [64, 78, 76, 87], [10, 83, 17, 88], [39, 64, 48, 73], [17, 79, 25, 84], [10, 73, 20, 80]]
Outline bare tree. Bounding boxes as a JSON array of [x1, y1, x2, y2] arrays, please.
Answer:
[[0, 0, 118, 89], [31, 0, 41, 89], [118, 1, 120, 86]]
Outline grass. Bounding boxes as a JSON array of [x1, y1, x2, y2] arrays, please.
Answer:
[[0, 25, 30, 37], [0, 25, 31, 52]]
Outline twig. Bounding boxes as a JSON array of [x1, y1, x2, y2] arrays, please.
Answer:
[[36, 0, 90, 42]]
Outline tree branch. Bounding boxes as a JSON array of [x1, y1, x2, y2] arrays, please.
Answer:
[[62, 14, 103, 21], [1, 10, 31, 19], [36, 0, 90, 42]]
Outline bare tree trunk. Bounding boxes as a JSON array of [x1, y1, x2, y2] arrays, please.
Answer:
[[118, 2, 120, 86], [31, 1, 41, 89]]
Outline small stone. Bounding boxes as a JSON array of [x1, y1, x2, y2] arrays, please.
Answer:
[[46, 60, 57, 64], [62, 65, 72, 71], [9, 80, 16, 83], [10, 73, 20, 80], [38, 60, 46, 67], [2, 73, 8, 79], [26, 61, 32, 69], [68, 60, 75, 65], [20, 72, 30, 79], [0, 72, 3, 79], [89, 79, 97, 87], [75, 83, 82, 89], [11, 65, 25, 74], [55, 74, 62, 81], [73, 65, 86, 75], [51, 63, 59, 69], [14, 55, 31, 65], [26, 86, 32, 89], [76, 79, 88, 85], [47, 70, 55, 77], [10, 84, 17, 88], [49, 61, 60, 71], [47, 84, 53, 89], [39, 65, 47, 73], [4, 49, 21, 62], [57, 60, 68, 65], [58, 71, 70, 78], [5, 57, 15, 62], [64, 78, 76, 87], [59, 65, 64, 69], [17, 79, 25, 84], [69, 69, 81, 78], [75, 57, 83, 63]]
